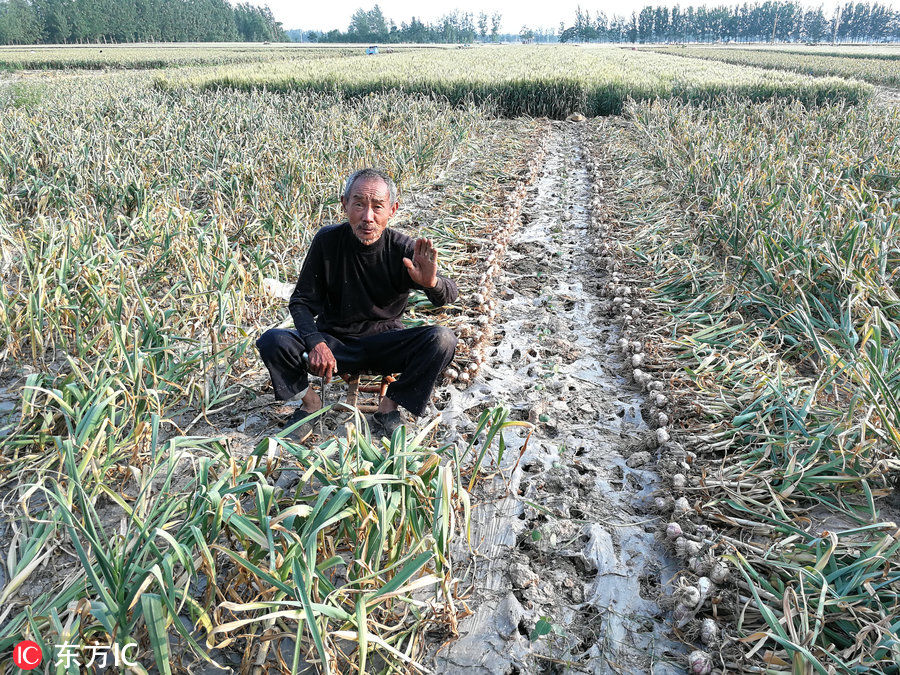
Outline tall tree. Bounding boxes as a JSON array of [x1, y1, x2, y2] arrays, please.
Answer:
[[0, 0, 42, 43], [34, 0, 68, 42], [0, 0, 281, 44], [490, 11, 501, 42], [555, 0, 900, 44]]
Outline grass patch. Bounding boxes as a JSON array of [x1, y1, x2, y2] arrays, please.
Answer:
[[3, 82, 44, 108]]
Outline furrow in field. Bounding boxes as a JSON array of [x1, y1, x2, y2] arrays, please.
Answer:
[[431, 122, 684, 674]]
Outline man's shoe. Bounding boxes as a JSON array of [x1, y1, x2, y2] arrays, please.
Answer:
[[372, 410, 404, 438], [281, 407, 317, 442]]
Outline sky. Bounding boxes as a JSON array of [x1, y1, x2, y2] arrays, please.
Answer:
[[267, 0, 874, 33]]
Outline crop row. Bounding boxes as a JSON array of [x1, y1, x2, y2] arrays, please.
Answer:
[[0, 44, 357, 70], [588, 97, 900, 672], [157, 46, 872, 118], [656, 46, 900, 86], [738, 43, 900, 60]]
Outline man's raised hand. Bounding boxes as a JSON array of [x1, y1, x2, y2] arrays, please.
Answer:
[[308, 342, 337, 382], [403, 238, 438, 289]]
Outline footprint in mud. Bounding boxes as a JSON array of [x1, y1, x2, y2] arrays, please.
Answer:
[[619, 401, 644, 427]]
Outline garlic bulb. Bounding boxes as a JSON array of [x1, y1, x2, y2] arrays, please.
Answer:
[[673, 532, 699, 554], [696, 577, 713, 606], [709, 561, 729, 585], [699, 618, 718, 646], [688, 650, 712, 675], [678, 585, 701, 610], [654, 496, 673, 512]]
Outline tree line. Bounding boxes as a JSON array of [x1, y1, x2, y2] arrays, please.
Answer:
[[8, 0, 897, 47], [0, 0, 286, 44], [304, 6, 507, 44], [287, 2, 900, 45], [559, 2, 900, 44]]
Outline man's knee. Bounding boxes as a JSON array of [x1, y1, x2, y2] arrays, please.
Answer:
[[427, 326, 457, 358], [256, 328, 292, 359]]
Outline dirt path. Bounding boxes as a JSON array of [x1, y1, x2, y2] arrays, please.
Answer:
[[431, 122, 685, 674]]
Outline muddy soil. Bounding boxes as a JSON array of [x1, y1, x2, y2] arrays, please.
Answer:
[[429, 122, 685, 674]]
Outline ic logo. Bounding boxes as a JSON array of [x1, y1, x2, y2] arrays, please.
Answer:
[[13, 640, 42, 670]]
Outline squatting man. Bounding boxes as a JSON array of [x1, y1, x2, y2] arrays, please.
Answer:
[[256, 168, 459, 439]]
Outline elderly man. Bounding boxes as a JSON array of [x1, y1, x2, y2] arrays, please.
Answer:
[[256, 168, 459, 439]]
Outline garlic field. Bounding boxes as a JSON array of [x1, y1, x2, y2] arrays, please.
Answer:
[[0, 43, 898, 674], [158, 45, 871, 117], [654, 45, 900, 86], [0, 44, 358, 70]]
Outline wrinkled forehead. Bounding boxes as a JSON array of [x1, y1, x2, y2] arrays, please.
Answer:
[[349, 177, 393, 201]]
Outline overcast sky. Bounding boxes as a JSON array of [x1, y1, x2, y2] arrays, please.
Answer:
[[267, 0, 877, 32]]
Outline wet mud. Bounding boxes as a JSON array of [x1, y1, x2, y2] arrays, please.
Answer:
[[431, 122, 685, 674]]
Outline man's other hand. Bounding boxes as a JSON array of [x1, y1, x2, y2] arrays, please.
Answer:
[[308, 342, 337, 382], [403, 238, 438, 289]]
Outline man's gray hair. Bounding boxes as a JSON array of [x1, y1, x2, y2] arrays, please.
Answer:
[[343, 168, 398, 205]]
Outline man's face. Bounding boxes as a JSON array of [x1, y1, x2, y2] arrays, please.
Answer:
[[341, 177, 399, 246]]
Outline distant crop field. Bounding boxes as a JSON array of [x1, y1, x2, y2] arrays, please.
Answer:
[[718, 43, 900, 60], [156, 45, 872, 118], [655, 46, 900, 86], [0, 44, 361, 70]]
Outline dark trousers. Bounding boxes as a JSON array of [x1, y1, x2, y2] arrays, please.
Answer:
[[255, 325, 457, 417]]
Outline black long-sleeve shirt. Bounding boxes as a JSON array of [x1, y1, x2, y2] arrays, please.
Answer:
[[289, 222, 459, 351]]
